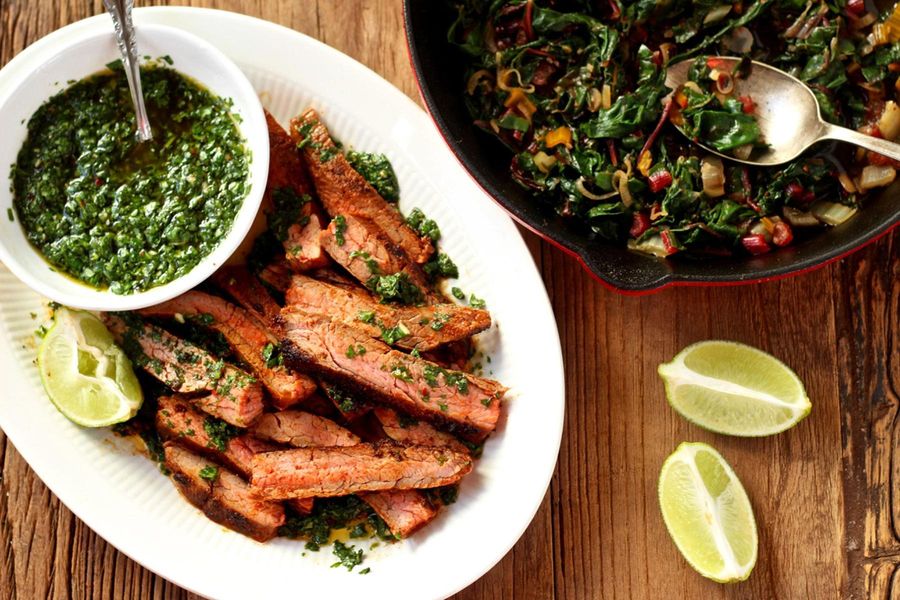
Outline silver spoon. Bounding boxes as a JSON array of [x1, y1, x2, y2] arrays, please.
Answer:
[[665, 56, 900, 166], [103, 0, 152, 142]]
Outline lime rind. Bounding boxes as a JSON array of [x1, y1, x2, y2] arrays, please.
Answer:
[[37, 308, 142, 427], [658, 442, 758, 583], [659, 341, 811, 437]]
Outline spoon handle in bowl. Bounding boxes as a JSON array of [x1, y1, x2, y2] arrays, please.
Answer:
[[820, 122, 900, 163], [103, 0, 152, 142]]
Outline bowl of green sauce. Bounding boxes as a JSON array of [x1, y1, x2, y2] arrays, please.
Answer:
[[0, 24, 269, 310]]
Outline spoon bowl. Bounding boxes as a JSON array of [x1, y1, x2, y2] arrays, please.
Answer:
[[665, 56, 900, 166]]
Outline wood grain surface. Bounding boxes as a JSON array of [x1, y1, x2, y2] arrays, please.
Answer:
[[0, 1, 897, 598]]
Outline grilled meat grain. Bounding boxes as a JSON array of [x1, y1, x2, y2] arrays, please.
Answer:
[[291, 108, 433, 264], [280, 309, 504, 441], [286, 274, 490, 351], [319, 214, 435, 303], [373, 407, 469, 454], [105, 315, 264, 427], [164, 442, 285, 542], [214, 266, 283, 329], [265, 111, 329, 272], [358, 490, 437, 539], [250, 410, 360, 448], [139, 292, 316, 410], [250, 441, 472, 500]]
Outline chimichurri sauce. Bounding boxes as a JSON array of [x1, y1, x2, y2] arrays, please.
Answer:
[[11, 64, 250, 294]]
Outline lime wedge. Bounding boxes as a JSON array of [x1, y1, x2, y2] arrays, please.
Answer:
[[659, 442, 757, 583], [658, 340, 811, 436], [37, 307, 142, 427]]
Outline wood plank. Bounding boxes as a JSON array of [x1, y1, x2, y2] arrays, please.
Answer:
[[0, 0, 898, 598]]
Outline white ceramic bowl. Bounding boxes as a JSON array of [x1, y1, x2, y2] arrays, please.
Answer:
[[0, 23, 269, 311]]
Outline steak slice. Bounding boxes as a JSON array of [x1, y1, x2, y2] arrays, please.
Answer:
[[157, 397, 314, 514], [286, 274, 490, 351], [373, 407, 470, 454], [250, 411, 360, 448], [319, 214, 435, 303], [250, 442, 472, 500], [290, 108, 433, 264], [358, 490, 437, 539], [214, 265, 283, 329], [164, 442, 285, 542], [265, 111, 329, 272], [259, 259, 293, 294], [105, 315, 264, 427], [139, 292, 317, 410], [280, 309, 504, 441]]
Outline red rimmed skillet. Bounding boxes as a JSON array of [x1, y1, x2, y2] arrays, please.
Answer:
[[402, 0, 900, 294]]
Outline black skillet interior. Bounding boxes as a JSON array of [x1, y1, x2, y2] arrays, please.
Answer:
[[403, 0, 900, 292]]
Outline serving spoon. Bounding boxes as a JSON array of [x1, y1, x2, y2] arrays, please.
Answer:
[[665, 56, 900, 166], [103, 0, 152, 142]]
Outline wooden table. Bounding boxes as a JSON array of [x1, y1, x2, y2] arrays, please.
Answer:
[[0, 1, 897, 598]]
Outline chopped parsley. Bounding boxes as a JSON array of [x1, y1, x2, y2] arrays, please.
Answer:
[[333, 215, 347, 246], [422, 364, 469, 393], [346, 344, 367, 358], [423, 252, 459, 280], [203, 416, 240, 452], [366, 272, 423, 305], [430, 312, 451, 331], [390, 363, 414, 382], [261, 342, 283, 368], [331, 541, 365, 571], [346, 149, 400, 202], [357, 310, 376, 324], [380, 321, 410, 345], [406, 207, 441, 241], [451, 287, 466, 300], [469, 294, 487, 309], [198, 465, 219, 482], [268, 187, 310, 242], [325, 385, 358, 414]]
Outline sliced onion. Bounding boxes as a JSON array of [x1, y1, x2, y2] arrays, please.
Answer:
[[878, 101, 900, 140], [857, 164, 896, 191], [533, 151, 557, 174], [683, 81, 703, 95], [852, 12, 878, 30], [783, 206, 821, 227], [701, 156, 726, 197], [467, 69, 492, 95], [715, 72, 735, 95], [588, 88, 603, 112], [602, 84, 612, 110], [575, 177, 610, 200], [811, 200, 858, 225], [611, 171, 633, 206], [749, 220, 773, 242], [703, 4, 732, 25], [724, 26, 754, 54], [627, 235, 668, 257]]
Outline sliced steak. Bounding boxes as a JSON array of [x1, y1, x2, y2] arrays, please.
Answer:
[[280, 309, 504, 441], [250, 411, 360, 448], [286, 273, 490, 351], [164, 442, 285, 542], [290, 108, 433, 264], [259, 259, 293, 294], [139, 291, 317, 410], [214, 265, 283, 329], [265, 111, 329, 272], [250, 441, 472, 500], [319, 214, 434, 303], [373, 407, 469, 454], [358, 490, 437, 539], [105, 315, 264, 427], [157, 397, 314, 514]]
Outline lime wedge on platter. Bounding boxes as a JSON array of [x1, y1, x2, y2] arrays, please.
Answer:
[[658, 340, 811, 437], [658, 442, 758, 583], [37, 307, 142, 427]]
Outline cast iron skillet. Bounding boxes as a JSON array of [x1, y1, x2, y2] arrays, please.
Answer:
[[403, 0, 900, 293]]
